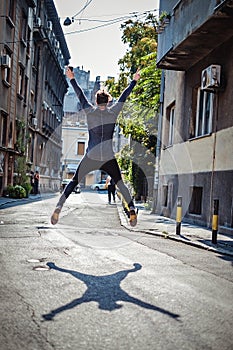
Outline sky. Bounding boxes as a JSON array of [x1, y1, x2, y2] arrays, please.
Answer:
[[54, 0, 159, 81]]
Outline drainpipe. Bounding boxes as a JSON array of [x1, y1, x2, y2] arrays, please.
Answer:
[[209, 92, 219, 228]]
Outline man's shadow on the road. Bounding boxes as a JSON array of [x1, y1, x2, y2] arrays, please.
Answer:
[[42, 262, 180, 321]]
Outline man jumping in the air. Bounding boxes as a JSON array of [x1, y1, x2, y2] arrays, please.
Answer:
[[51, 66, 140, 227]]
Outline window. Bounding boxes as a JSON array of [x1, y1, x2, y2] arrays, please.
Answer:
[[39, 142, 45, 164], [189, 86, 198, 138], [0, 152, 4, 173], [26, 26, 31, 57], [165, 102, 175, 147], [28, 133, 34, 163], [7, 0, 15, 22], [162, 185, 168, 207], [20, 11, 27, 44], [17, 64, 24, 97], [24, 76, 28, 103], [77, 141, 85, 155], [8, 121, 13, 148], [168, 105, 175, 145], [0, 112, 8, 147], [30, 90, 35, 111], [33, 44, 40, 68], [2, 49, 12, 85], [195, 88, 213, 137], [189, 186, 203, 215]]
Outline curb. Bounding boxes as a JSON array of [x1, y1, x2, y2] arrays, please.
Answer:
[[0, 193, 57, 208], [0, 197, 30, 207], [117, 204, 233, 257]]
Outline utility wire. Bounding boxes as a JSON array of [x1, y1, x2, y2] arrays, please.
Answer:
[[72, 0, 94, 19], [72, 10, 156, 23], [77, 0, 90, 23], [64, 12, 151, 36]]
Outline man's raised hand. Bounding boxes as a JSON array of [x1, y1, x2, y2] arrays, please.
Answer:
[[133, 68, 141, 81], [66, 66, 75, 80]]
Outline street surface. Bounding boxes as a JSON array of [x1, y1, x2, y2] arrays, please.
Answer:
[[0, 190, 233, 350]]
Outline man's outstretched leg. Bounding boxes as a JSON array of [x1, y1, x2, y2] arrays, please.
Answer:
[[51, 154, 98, 225], [51, 180, 78, 225], [115, 179, 137, 227], [101, 159, 138, 227]]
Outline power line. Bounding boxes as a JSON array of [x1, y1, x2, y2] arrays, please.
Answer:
[[77, 0, 91, 22], [65, 18, 130, 35], [78, 9, 158, 19], [73, 9, 157, 23], [64, 11, 154, 36], [72, 0, 94, 19]]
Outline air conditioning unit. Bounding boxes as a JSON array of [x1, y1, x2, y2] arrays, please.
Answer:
[[47, 21, 52, 31], [35, 17, 42, 27], [201, 64, 221, 90], [1, 55, 11, 68], [32, 118, 38, 127]]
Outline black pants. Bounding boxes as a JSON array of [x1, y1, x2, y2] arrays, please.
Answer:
[[34, 181, 39, 194], [108, 184, 116, 203], [56, 154, 134, 209]]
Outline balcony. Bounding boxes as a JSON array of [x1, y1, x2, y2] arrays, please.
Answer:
[[157, 0, 233, 70]]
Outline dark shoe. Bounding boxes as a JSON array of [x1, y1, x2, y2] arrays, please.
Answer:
[[51, 208, 61, 225], [129, 209, 137, 227]]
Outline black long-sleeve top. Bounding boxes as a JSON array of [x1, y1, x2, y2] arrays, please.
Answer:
[[70, 78, 136, 161]]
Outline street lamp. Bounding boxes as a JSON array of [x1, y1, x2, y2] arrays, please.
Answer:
[[63, 17, 74, 26]]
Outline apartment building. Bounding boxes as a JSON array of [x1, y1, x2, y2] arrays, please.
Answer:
[[156, 0, 233, 234], [0, 0, 70, 194]]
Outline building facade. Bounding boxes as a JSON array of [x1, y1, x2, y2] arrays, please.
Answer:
[[0, 0, 70, 194], [156, 0, 233, 234]]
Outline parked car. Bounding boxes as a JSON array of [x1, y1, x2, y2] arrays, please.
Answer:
[[90, 179, 107, 191], [60, 179, 81, 193]]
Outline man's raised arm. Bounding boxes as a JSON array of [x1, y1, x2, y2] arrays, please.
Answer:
[[65, 66, 93, 110]]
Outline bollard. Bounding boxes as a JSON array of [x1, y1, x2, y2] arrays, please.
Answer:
[[176, 196, 182, 235], [212, 199, 219, 244]]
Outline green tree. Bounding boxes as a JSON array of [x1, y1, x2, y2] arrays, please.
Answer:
[[14, 118, 32, 196], [106, 14, 161, 200]]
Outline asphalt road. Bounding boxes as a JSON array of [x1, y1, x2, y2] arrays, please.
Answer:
[[0, 190, 233, 350]]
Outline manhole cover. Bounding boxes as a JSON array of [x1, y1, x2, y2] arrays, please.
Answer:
[[33, 265, 50, 271], [27, 258, 47, 263]]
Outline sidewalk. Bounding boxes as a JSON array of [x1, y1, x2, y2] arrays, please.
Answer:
[[0, 192, 56, 208], [117, 204, 233, 257], [1, 194, 233, 257]]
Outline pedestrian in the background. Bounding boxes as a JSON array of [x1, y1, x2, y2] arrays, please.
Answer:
[[30, 171, 34, 194], [106, 175, 116, 204], [34, 171, 40, 195]]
